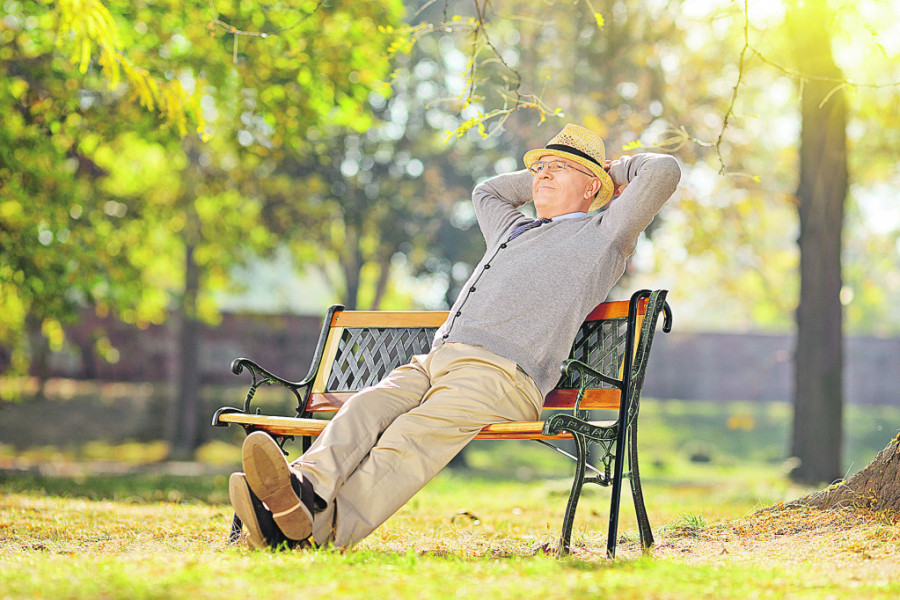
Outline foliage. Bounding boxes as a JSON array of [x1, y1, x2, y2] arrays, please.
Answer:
[[397, 0, 900, 334], [53, 0, 207, 138], [0, 0, 404, 388], [4, 0, 900, 393]]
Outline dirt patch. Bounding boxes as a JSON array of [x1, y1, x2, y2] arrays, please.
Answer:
[[647, 505, 900, 584]]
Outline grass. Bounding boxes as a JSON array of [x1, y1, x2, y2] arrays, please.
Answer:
[[2, 397, 900, 598], [2, 469, 899, 599]]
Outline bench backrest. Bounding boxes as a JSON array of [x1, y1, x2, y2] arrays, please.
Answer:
[[301, 297, 651, 415]]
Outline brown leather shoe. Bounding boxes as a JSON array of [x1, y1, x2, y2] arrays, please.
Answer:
[[229, 472, 301, 550], [241, 431, 314, 541]]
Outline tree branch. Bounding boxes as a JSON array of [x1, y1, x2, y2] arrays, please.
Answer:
[[708, 0, 900, 176], [206, 0, 326, 40]]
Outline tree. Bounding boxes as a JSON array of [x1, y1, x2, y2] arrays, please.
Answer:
[[787, 0, 847, 485], [686, 0, 895, 483], [1, 0, 405, 459], [0, 6, 169, 395]]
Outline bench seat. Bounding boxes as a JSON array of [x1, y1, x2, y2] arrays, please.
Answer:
[[216, 412, 618, 441]]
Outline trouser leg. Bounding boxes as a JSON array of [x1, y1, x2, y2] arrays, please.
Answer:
[[328, 343, 542, 548], [296, 355, 432, 495], [293, 355, 433, 544]]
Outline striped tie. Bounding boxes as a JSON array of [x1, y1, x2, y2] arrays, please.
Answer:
[[508, 217, 552, 241]]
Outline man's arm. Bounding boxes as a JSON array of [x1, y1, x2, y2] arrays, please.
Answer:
[[471, 169, 533, 246], [602, 153, 681, 253]]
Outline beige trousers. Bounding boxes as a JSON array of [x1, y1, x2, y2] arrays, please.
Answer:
[[293, 342, 543, 548]]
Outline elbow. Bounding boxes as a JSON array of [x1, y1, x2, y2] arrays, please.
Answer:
[[651, 154, 681, 184], [472, 182, 490, 204]]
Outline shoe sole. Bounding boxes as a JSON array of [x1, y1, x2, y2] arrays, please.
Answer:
[[242, 431, 313, 541], [228, 472, 267, 549]]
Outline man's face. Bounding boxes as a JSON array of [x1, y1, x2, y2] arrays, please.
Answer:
[[530, 154, 599, 218]]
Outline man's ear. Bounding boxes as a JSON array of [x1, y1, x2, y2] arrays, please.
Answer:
[[585, 177, 602, 200]]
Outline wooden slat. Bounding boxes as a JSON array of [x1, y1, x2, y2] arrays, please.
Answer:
[[304, 388, 621, 414], [477, 421, 569, 440], [218, 413, 327, 436], [542, 388, 621, 411], [584, 297, 647, 321], [309, 327, 344, 395], [330, 298, 643, 328], [330, 311, 449, 328], [215, 412, 617, 440]]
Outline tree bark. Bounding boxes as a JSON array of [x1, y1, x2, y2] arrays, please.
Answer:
[[168, 147, 204, 461], [369, 251, 393, 310], [788, 0, 848, 485], [793, 434, 900, 512], [340, 221, 363, 311], [169, 240, 202, 460]]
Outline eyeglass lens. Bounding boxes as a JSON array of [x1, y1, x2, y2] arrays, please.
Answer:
[[530, 160, 566, 173]]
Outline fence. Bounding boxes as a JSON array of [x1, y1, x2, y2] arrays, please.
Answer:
[[4, 311, 900, 406]]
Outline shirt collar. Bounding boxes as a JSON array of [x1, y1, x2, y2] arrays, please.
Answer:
[[549, 211, 588, 221]]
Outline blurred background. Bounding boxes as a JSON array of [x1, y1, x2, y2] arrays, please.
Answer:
[[2, 0, 899, 489]]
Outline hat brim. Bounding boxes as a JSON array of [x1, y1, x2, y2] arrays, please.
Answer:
[[523, 148, 615, 210]]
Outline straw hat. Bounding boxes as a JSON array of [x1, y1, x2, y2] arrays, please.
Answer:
[[523, 124, 615, 210]]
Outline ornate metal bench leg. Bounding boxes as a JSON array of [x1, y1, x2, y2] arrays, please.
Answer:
[[606, 448, 627, 559], [628, 422, 654, 551], [557, 433, 588, 555], [228, 513, 243, 545]]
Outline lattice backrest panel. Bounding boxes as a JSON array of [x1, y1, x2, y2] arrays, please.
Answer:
[[556, 317, 629, 390], [321, 316, 630, 393], [325, 327, 437, 392]]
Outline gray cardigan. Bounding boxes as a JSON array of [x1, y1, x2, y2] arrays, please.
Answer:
[[432, 153, 681, 396]]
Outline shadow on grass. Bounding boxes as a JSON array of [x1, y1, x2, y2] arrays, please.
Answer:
[[0, 471, 231, 505]]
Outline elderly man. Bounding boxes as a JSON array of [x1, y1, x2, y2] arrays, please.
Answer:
[[229, 123, 681, 550]]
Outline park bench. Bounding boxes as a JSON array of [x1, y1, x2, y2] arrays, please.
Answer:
[[212, 288, 672, 558]]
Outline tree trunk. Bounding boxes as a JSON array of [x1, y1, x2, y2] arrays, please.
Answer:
[[788, 0, 848, 485], [341, 224, 363, 311], [169, 240, 202, 460], [26, 314, 49, 401], [793, 434, 900, 512], [369, 251, 393, 310]]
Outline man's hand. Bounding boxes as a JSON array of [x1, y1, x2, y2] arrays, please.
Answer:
[[604, 160, 628, 197]]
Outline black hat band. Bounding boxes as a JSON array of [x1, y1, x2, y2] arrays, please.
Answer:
[[545, 143, 602, 168]]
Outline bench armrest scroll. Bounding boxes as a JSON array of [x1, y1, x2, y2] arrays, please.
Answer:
[[230, 357, 312, 415], [212, 406, 245, 427], [560, 358, 623, 413], [560, 359, 622, 389], [226, 304, 345, 418]]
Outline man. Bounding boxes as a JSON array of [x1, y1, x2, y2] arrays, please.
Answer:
[[229, 123, 681, 550]]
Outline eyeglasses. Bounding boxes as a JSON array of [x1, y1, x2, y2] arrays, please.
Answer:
[[528, 159, 595, 178]]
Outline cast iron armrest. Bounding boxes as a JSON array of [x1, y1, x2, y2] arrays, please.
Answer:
[[211, 358, 313, 427], [662, 301, 673, 333], [212, 304, 345, 428], [232, 356, 313, 412], [559, 359, 623, 415]]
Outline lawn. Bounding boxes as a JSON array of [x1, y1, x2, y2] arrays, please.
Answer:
[[2, 398, 900, 599]]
